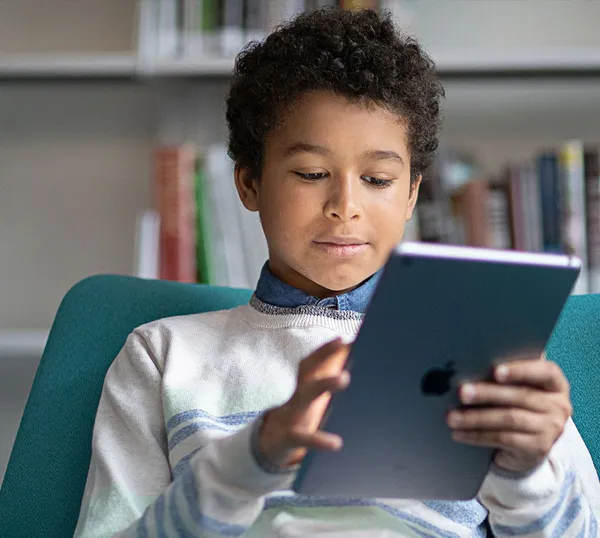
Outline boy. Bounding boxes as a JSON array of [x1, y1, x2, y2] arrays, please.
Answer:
[[75, 8, 599, 537]]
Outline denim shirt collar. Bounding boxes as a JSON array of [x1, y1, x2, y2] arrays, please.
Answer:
[[254, 263, 381, 314]]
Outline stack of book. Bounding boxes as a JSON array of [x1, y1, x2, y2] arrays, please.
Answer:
[[155, 0, 386, 60], [135, 140, 599, 295], [141, 143, 268, 289], [415, 142, 600, 295]]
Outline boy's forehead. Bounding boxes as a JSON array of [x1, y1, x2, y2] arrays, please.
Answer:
[[271, 91, 409, 153]]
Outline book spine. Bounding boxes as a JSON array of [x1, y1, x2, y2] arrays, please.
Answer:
[[201, 0, 221, 54], [312, 0, 338, 8], [585, 149, 600, 294], [184, 0, 201, 55], [266, 0, 305, 30], [459, 179, 490, 248], [157, 0, 179, 59], [194, 157, 214, 284], [222, 0, 245, 55], [538, 153, 562, 254], [205, 145, 250, 288], [487, 181, 512, 250], [156, 145, 197, 283], [340, 0, 379, 9], [507, 165, 526, 251], [416, 176, 451, 243], [559, 140, 588, 295], [245, 0, 268, 43], [176, 0, 186, 56], [133, 210, 160, 279], [523, 160, 543, 252]]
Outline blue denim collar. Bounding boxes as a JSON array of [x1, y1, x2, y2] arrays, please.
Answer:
[[254, 263, 381, 314]]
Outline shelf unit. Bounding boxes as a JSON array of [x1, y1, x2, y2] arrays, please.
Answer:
[[2, 0, 600, 345], [2, 48, 600, 80], [0, 53, 137, 78]]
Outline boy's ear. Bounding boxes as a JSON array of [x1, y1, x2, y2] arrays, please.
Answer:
[[405, 174, 422, 221], [234, 165, 259, 212]]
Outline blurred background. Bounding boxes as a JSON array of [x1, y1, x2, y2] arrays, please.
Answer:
[[1, 0, 599, 484]]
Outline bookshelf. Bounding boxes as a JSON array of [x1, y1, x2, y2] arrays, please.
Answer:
[[0, 330, 48, 360], [0, 54, 137, 78], [1, 0, 600, 350]]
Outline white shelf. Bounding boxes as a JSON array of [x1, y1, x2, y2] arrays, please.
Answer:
[[0, 53, 136, 77], [152, 47, 600, 78], [153, 56, 236, 76], [434, 47, 600, 73], [0, 330, 48, 359], [1, 48, 600, 78]]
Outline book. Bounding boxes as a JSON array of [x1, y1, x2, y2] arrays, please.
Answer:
[[585, 148, 600, 294], [201, 0, 221, 54], [306, 0, 338, 9], [194, 157, 215, 284], [133, 209, 160, 279], [266, 0, 305, 30], [457, 179, 489, 247], [507, 165, 526, 251], [487, 180, 512, 250], [559, 140, 588, 295], [245, 0, 268, 43], [157, 0, 180, 59], [538, 152, 562, 254], [204, 144, 250, 288], [222, 0, 245, 56], [183, 0, 202, 55], [340, 0, 379, 9], [155, 144, 198, 283], [521, 160, 543, 252]]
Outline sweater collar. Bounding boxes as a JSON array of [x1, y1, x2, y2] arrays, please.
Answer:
[[254, 263, 381, 314]]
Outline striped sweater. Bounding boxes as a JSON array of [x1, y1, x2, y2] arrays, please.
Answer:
[[74, 298, 600, 537]]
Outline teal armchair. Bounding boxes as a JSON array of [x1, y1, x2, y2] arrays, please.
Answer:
[[0, 275, 598, 537]]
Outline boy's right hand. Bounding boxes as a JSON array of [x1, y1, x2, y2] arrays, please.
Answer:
[[258, 338, 351, 469]]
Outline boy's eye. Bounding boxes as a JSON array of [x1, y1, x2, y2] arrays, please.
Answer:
[[362, 176, 394, 188], [294, 172, 394, 187], [295, 172, 327, 181]]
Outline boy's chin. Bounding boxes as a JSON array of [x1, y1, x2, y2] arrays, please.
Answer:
[[311, 268, 375, 294]]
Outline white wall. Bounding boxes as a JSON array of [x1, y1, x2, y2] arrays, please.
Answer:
[[0, 83, 157, 328]]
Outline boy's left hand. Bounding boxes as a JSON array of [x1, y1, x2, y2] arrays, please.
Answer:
[[447, 354, 572, 473]]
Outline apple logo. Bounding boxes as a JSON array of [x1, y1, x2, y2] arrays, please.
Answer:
[[420, 361, 456, 396]]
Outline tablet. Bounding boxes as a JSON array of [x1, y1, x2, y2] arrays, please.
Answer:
[[293, 242, 581, 500]]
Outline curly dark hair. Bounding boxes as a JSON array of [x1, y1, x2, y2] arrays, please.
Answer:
[[225, 7, 444, 183]]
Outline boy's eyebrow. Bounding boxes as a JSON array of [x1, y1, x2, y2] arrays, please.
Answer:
[[283, 143, 404, 166], [283, 142, 330, 158], [363, 149, 405, 166]]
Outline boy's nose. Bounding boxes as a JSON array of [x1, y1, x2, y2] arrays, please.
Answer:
[[324, 177, 361, 222]]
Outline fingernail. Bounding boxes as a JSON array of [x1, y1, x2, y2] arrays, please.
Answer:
[[461, 384, 476, 404], [339, 371, 351, 387], [447, 411, 461, 427], [496, 365, 509, 382], [453, 431, 468, 442], [331, 437, 343, 451]]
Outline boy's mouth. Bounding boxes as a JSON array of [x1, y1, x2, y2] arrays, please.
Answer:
[[313, 237, 369, 258]]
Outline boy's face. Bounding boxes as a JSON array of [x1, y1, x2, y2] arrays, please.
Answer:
[[235, 90, 420, 298]]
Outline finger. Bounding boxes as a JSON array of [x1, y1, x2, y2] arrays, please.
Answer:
[[299, 338, 348, 379], [288, 428, 344, 452], [494, 359, 569, 393], [452, 430, 549, 456], [292, 371, 351, 410], [458, 382, 555, 413], [447, 407, 545, 433]]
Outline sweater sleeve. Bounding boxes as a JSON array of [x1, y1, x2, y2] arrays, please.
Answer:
[[73, 331, 294, 538], [478, 419, 599, 537]]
